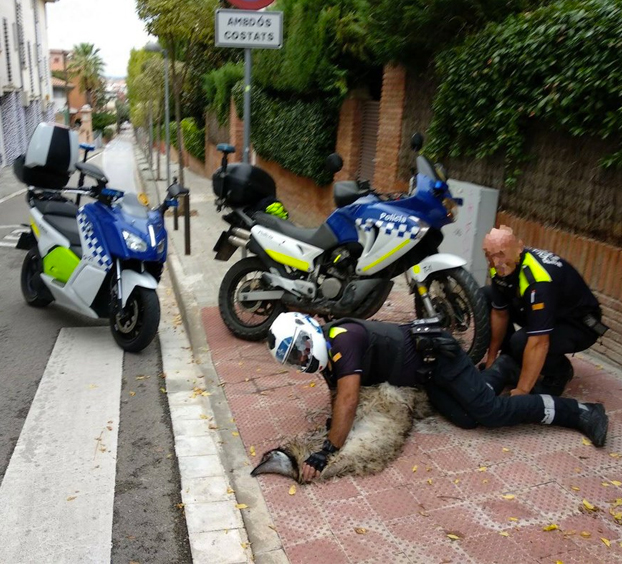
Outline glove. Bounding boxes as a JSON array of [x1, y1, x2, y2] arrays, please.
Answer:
[[304, 450, 329, 473], [415, 335, 461, 361]]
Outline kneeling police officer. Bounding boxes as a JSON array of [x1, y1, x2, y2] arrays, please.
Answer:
[[268, 312, 608, 482]]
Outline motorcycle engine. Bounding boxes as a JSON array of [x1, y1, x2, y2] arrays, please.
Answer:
[[319, 277, 343, 299]]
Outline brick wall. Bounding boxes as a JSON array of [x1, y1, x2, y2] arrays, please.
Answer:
[[228, 100, 244, 164], [373, 65, 408, 194], [335, 96, 364, 182], [498, 211, 622, 367]]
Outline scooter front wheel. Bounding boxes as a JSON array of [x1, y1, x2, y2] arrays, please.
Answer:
[[21, 248, 53, 307], [110, 287, 160, 352]]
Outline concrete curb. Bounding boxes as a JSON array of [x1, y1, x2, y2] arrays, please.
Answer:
[[135, 146, 288, 564]]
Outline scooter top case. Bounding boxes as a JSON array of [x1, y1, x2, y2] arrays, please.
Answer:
[[13, 123, 79, 190]]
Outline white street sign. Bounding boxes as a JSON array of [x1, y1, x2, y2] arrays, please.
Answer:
[[216, 9, 283, 49]]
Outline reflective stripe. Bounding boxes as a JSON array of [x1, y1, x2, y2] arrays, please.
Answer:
[[540, 394, 555, 425], [328, 327, 348, 339], [265, 249, 309, 272], [489, 267, 496, 278], [519, 252, 552, 296], [361, 239, 411, 272]]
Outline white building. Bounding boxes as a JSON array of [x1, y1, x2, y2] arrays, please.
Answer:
[[0, 0, 56, 167]]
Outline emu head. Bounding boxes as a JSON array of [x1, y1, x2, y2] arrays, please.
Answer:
[[250, 448, 298, 481]]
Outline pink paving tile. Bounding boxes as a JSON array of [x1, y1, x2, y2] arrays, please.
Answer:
[[479, 498, 539, 524], [560, 474, 622, 507], [474, 440, 522, 465], [410, 476, 465, 511], [519, 482, 580, 517], [428, 503, 494, 538], [365, 487, 421, 521], [402, 539, 473, 564], [510, 524, 581, 560], [541, 545, 609, 564], [504, 425, 581, 455], [353, 467, 405, 495], [307, 477, 361, 503], [385, 513, 445, 543], [285, 537, 350, 564], [411, 431, 457, 452], [238, 420, 281, 445], [321, 496, 380, 532], [558, 513, 622, 546], [333, 526, 402, 564], [454, 468, 508, 497], [430, 447, 480, 474], [491, 460, 550, 490], [583, 538, 622, 563], [533, 450, 590, 479], [459, 530, 535, 564]]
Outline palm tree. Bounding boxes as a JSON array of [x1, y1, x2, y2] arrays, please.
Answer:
[[67, 43, 105, 107]]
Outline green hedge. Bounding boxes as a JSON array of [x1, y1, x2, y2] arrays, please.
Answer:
[[203, 63, 244, 126], [92, 112, 117, 133], [233, 84, 341, 185], [427, 0, 622, 184], [181, 118, 205, 162]]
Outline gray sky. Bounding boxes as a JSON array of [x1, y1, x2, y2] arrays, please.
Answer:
[[46, 0, 153, 78]]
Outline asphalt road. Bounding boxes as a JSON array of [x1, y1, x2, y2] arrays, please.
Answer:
[[0, 132, 191, 563]]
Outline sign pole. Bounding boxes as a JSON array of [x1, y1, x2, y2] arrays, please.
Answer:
[[243, 48, 252, 164]]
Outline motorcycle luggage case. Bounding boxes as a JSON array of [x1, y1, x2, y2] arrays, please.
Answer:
[[13, 123, 79, 190], [213, 163, 276, 207], [333, 181, 371, 208]]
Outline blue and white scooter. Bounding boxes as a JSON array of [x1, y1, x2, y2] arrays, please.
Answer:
[[14, 123, 188, 352]]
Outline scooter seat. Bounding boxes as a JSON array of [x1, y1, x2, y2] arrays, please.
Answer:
[[253, 212, 337, 250], [33, 199, 79, 217], [44, 214, 82, 247]]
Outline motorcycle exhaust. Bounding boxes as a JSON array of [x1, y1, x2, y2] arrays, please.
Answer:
[[228, 235, 249, 248], [231, 227, 251, 240]]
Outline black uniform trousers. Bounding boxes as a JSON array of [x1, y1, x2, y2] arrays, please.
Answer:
[[482, 286, 599, 395], [423, 347, 583, 431]]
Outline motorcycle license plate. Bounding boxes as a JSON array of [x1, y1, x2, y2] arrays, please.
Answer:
[[213, 230, 237, 261]]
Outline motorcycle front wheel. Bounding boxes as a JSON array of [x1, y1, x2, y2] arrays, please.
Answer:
[[218, 257, 285, 341], [21, 248, 53, 307], [110, 286, 160, 352], [414, 267, 490, 364]]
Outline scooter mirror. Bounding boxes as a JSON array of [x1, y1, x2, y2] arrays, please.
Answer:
[[411, 133, 424, 152], [167, 183, 189, 199], [326, 153, 344, 174]]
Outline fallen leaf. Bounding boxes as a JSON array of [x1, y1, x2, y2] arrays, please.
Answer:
[[601, 537, 611, 547], [66, 496, 77, 502], [580, 531, 591, 538], [135, 376, 146, 380], [426, 467, 432, 472], [309, 382, 316, 388], [160, 387, 166, 393], [354, 528, 367, 535], [427, 479, 433, 485], [129, 391, 136, 397], [542, 524, 559, 531], [200, 414, 209, 420], [250, 446, 256, 457], [88, 384, 98, 389], [454, 479, 460, 484], [502, 494, 515, 500], [235, 504, 248, 510], [499, 532, 510, 537], [106, 425, 113, 431], [609, 452, 621, 458], [482, 479, 489, 484], [177, 503, 185, 509], [582, 499, 596, 511], [412, 465, 418, 473], [166, 454, 173, 459], [289, 485, 296, 496], [447, 534, 461, 541], [419, 511, 429, 517], [611, 481, 622, 487], [613, 499, 622, 507], [232, 431, 239, 437], [241, 542, 250, 549], [502, 447, 510, 452], [209, 424, 218, 429], [582, 437, 592, 446], [201, 391, 211, 397], [478, 466, 487, 472], [571, 486, 580, 491], [509, 517, 518, 522], [555, 561, 563, 564], [227, 487, 235, 494]]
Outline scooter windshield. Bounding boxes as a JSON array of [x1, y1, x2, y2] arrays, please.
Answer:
[[416, 155, 439, 182]]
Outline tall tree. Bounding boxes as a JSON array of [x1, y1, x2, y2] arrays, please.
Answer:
[[136, 0, 218, 188], [68, 43, 106, 107]]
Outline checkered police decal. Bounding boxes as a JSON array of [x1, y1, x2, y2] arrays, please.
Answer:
[[355, 218, 421, 239], [77, 212, 113, 271]]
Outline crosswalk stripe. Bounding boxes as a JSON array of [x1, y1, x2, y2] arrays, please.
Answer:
[[4, 234, 20, 241], [0, 241, 15, 247], [0, 327, 123, 564]]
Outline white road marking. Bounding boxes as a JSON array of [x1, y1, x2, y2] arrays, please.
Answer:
[[0, 241, 15, 247], [0, 224, 25, 229], [0, 189, 26, 205], [4, 234, 20, 241], [0, 327, 123, 564]]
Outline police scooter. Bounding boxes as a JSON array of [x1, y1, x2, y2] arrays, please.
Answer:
[[14, 123, 188, 352]]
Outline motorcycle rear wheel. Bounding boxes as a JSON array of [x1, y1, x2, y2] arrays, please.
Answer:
[[414, 267, 490, 364], [21, 248, 53, 307], [218, 257, 285, 341]]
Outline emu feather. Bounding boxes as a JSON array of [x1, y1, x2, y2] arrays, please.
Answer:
[[251, 383, 433, 483]]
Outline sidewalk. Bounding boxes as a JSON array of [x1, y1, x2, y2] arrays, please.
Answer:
[[138, 146, 622, 564]]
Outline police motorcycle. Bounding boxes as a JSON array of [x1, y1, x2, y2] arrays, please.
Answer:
[[212, 133, 490, 362], [13, 123, 188, 352]]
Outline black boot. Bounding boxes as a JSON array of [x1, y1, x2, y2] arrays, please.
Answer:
[[539, 356, 574, 396], [578, 403, 608, 447]]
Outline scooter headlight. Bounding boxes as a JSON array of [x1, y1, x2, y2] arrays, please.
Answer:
[[442, 198, 459, 222], [122, 230, 147, 252], [157, 238, 165, 254]]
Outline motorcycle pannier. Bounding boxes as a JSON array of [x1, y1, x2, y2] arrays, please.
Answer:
[[213, 163, 277, 207], [13, 123, 79, 190]]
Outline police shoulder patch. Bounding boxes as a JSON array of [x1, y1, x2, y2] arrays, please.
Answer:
[[332, 352, 342, 362], [532, 303, 545, 311]]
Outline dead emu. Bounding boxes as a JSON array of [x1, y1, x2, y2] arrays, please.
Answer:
[[251, 383, 433, 483]]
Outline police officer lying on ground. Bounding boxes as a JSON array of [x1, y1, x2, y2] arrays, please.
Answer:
[[482, 226, 607, 396], [268, 312, 608, 482]]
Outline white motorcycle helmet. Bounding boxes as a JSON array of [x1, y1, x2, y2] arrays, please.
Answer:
[[267, 312, 328, 373]]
